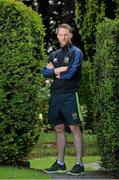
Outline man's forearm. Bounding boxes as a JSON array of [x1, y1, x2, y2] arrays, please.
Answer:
[[54, 66, 68, 75]]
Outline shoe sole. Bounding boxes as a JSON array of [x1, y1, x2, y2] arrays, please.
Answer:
[[44, 169, 67, 174], [67, 171, 85, 176]]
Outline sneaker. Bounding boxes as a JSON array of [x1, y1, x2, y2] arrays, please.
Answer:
[[44, 161, 66, 174], [67, 163, 85, 175]]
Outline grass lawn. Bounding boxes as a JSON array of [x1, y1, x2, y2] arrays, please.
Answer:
[[30, 131, 98, 158], [0, 132, 99, 179], [37, 131, 97, 143], [0, 166, 50, 179], [0, 156, 100, 179], [30, 155, 101, 171]]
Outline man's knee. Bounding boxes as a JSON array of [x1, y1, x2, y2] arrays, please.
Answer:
[[55, 124, 65, 133], [69, 124, 80, 134]]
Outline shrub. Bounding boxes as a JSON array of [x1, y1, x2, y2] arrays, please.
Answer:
[[0, 0, 46, 165], [79, 61, 94, 129], [75, 0, 118, 59], [75, 0, 105, 59], [93, 18, 119, 175]]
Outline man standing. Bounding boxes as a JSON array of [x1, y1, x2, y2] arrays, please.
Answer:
[[42, 24, 84, 175]]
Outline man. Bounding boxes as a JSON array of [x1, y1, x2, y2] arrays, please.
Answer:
[[42, 23, 84, 175]]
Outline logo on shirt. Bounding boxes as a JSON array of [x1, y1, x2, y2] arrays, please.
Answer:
[[53, 58, 58, 63], [72, 112, 78, 120], [63, 57, 70, 65]]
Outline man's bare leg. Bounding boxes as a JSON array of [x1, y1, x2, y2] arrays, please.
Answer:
[[55, 124, 67, 163], [69, 124, 83, 163]]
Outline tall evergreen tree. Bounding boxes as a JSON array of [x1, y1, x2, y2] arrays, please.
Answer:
[[75, 0, 118, 128], [75, 0, 118, 59]]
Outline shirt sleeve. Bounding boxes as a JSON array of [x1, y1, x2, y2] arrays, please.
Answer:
[[42, 53, 55, 78], [60, 48, 83, 79]]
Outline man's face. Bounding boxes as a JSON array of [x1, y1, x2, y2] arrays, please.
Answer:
[[57, 27, 72, 47]]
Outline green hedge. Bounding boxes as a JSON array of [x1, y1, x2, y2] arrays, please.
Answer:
[[75, 0, 105, 59], [79, 61, 94, 129], [75, 0, 119, 59], [93, 18, 119, 175], [0, 0, 46, 164], [75, 0, 119, 131]]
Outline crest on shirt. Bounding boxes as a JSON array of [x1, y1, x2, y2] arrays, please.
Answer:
[[72, 112, 78, 120], [63, 57, 70, 65], [53, 58, 58, 63]]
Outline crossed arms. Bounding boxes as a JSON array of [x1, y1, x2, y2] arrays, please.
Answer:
[[45, 62, 68, 78], [42, 48, 82, 79]]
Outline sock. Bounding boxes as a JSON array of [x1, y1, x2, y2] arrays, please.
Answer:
[[57, 160, 64, 166], [76, 162, 84, 167]]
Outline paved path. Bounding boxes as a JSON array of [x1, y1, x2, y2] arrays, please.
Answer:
[[31, 162, 118, 179], [42, 162, 117, 180], [46, 170, 117, 180]]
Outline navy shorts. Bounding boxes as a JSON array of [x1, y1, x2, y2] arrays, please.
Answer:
[[48, 92, 82, 126]]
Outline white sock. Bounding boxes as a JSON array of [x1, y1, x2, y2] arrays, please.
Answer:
[[76, 162, 84, 167], [57, 160, 64, 165]]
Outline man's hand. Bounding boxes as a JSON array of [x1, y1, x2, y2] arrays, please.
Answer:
[[46, 62, 54, 69], [54, 66, 68, 75], [56, 74, 60, 78], [45, 63, 68, 79]]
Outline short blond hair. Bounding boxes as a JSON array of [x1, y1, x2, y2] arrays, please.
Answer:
[[56, 23, 73, 34]]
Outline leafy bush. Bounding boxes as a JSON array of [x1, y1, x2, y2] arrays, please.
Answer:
[[79, 61, 94, 129], [0, 0, 46, 164], [93, 18, 119, 175], [75, 0, 118, 59], [75, 0, 105, 59], [37, 83, 51, 132], [75, 0, 119, 132]]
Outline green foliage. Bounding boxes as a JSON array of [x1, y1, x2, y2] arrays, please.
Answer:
[[75, 0, 119, 131], [79, 61, 94, 129], [37, 83, 51, 132], [75, 0, 118, 59], [0, 0, 46, 164], [75, 0, 106, 130], [76, 0, 119, 174], [29, 131, 98, 158], [75, 0, 105, 59], [93, 18, 119, 174]]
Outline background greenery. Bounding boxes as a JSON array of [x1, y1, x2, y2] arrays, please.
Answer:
[[93, 17, 119, 173], [0, 0, 46, 165], [0, 0, 119, 177], [29, 131, 98, 158], [0, 155, 100, 179], [75, 2, 119, 175]]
